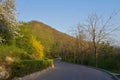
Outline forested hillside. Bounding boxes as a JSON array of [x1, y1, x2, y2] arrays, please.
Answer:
[[28, 21, 75, 58], [22, 21, 120, 73]]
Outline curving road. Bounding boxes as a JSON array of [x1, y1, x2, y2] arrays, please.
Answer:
[[35, 59, 115, 80]]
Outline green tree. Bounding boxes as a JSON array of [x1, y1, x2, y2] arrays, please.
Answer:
[[16, 24, 35, 55]]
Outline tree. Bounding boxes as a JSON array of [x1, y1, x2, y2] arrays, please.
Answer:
[[16, 24, 35, 55], [83, 13, 119, 67], [74, 25, 88, 64], [0, 0, 19, 44]]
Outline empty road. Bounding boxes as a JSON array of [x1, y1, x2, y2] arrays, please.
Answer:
[[35, 59, 115, 80]]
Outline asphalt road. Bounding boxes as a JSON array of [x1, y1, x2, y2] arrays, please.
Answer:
[[35, 59, 114, 80]]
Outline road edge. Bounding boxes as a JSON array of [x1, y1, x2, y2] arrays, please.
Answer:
[[87, 66, 120, 80], [62, 59, 120, 80]]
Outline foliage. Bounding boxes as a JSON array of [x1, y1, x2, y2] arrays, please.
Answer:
[[71, 13, 119, 67], [98, 43, 120, 73], [16, 23, 44, 59], [30, 35, 44, 59], [16, 24, 35, 55], [0, 36, 5, 44], [61, 13, 120, 73], [9, 59, 53, 78], [62, 42, 120, 73], [29, 21, 120, 72], [0, 45, 33, 60], [0, 0, 19, 44], [0, 1, 54, 80], [28, 21, 75, 58], [98, 53, 120, 73]]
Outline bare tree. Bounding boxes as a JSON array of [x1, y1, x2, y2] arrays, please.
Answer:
[[71, 24, 90, 64], [83, 13, 120, 67]]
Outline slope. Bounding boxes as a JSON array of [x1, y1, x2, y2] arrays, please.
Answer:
[[28, 20, 74, 57]]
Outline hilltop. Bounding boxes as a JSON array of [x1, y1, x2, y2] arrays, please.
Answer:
[[27, 21, 74, 57]]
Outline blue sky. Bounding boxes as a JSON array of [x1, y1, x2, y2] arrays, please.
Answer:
[[16, 0, 120, 36]]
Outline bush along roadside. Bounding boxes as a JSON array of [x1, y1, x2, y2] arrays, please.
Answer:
[[9, 59, 53, 79]]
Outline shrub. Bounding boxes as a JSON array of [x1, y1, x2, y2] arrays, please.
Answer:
[[16, 25, 35, 55], [16, 25, 44, 59], [30, 36, 44, 59], [98, 53, 120, 73], [9, 59, 53, 78], [0, 45, 33, 60]]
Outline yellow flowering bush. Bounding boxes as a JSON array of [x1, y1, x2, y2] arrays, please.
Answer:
[[31, 36, 44, 59]]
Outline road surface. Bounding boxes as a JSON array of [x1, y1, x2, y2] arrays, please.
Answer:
[[35, 59, 114, 80]]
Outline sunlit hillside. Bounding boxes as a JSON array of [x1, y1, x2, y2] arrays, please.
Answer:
[[28, 21, 74, 57]]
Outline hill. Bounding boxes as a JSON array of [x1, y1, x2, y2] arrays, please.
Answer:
[[28, 21, 74, 58]]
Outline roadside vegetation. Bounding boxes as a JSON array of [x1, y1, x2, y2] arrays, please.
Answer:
[[0, 0, 53, 79], [9, 59, 53, 79], [61, 13, 120, 73], [0, 0, 120, 79], [27, 16, 120, 73]]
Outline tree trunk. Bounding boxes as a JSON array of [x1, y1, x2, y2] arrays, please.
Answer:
[[93, 41, 97, 67]]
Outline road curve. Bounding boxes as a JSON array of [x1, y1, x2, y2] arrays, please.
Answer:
[[35, 59, 114, 80]]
